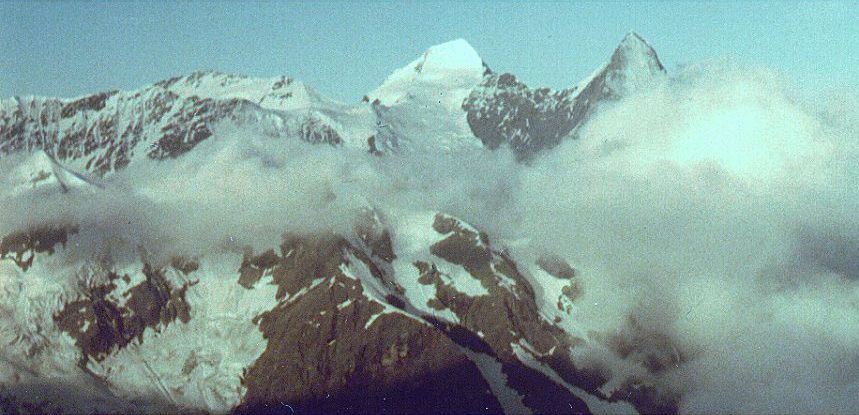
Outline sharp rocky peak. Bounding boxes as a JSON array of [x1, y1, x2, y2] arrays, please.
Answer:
[[601, 32, 666, 94], [460, 32, 667, 161], [618, 31, 655, 51], [0, 32, 668, 176], [613, 32, 664, 71]]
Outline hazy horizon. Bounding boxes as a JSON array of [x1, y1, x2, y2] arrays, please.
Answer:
[[2, 1, 858, 102]]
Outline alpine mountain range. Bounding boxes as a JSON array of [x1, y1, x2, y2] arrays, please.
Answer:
[[0, 33, 680, 414]]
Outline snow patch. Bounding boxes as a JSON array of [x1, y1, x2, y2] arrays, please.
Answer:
[[338, 253, 416, 329], [4, 151, 98, 198], [462, 348, 532, 415], [512, 342, 639, 415]]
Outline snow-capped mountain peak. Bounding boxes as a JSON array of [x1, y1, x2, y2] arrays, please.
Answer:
[[461, 32, 667, 160], [602, 31, 666, 95], [617, 31, 655, 52], [366, 39, 485, 105], [364, 39, 487, 152], [0, 33, 669, 173], [415, 38, 483, 76], [0, 31, 683, 415]]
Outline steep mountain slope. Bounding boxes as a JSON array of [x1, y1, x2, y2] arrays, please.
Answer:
[[3, 150, 99, 197], [463, 32, 666, 160], [365, 39, 488, 153], [0, 208, 677, 414]]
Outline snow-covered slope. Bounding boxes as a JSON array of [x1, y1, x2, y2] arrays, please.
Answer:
[[365, 39, 488, 152], [0, 33, 666, 170], [367, 38, 486, 106], [0, 72, 355, 176], [590, 32, 666, 97], [0, 206, 674, 414], [3, 151, 98, 197], [565, 32, 667, 136], [157, 70, 336, 112]]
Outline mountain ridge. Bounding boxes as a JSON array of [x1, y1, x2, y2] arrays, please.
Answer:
[[0, 32, 666, 169]]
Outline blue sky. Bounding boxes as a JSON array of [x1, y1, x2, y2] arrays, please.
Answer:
[[1, 1, 857, 102]]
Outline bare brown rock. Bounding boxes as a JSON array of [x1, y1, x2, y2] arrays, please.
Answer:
[[0, 224, 79, 271], [353, 208, 396, 263], [54, 262, 194, 363], [420, 214, 595, 413], [60, 91, 117, 119], [237, 233, 503, 414], [537, 253, 577, 280], [169, 255, 200, 275]]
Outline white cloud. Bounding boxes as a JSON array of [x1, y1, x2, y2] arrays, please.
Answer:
[[518, 63, 859, 413]]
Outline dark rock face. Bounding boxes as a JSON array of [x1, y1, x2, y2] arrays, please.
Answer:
[[54, 262, 194, 364], [1, 89, 178, 174], [1, 36, 685, 414], [601, 316, 684, 413], [0, 382, 177, 415], [420, 214, 595, 414], [299, 115, 342, 146], [240, 312, 501, 415], [0, 212, 680, 414], [146, 96, 237, 159], [1, 34, 667, 177], [60, 91, 118, 119], [463, 72, 579, 161], [229, 212, 680, 415], [537, 254, 577, 280], [0, 224, 79, 271], [462, 33, 666, 161], [169, 255, 200, 275], [561, 33, 666, 143], [236, 233, 503, 415], [354, 209, 396, 263]]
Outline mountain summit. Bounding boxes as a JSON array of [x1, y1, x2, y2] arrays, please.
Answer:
[[601, 31, 666, 96], [365, 39, 488, 152], [462, 33, 666, 159], [367, 38, 485, 105]]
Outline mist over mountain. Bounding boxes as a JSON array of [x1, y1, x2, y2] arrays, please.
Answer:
[[2, 32, 859, 415]]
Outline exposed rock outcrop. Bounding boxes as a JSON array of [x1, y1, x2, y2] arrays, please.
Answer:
[[54, 262, 194, 364], [0, 224, 79, 271], [462, 32, 666, 160]]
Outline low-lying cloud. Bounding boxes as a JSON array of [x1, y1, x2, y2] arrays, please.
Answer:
[[521, 62, 859, 413]]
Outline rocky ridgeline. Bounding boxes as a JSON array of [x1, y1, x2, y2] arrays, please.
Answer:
[[0, 71, 344, 175], [0, 209, 681, 414], [0, 33, 665, 173], [463, 32, 665, 160]]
